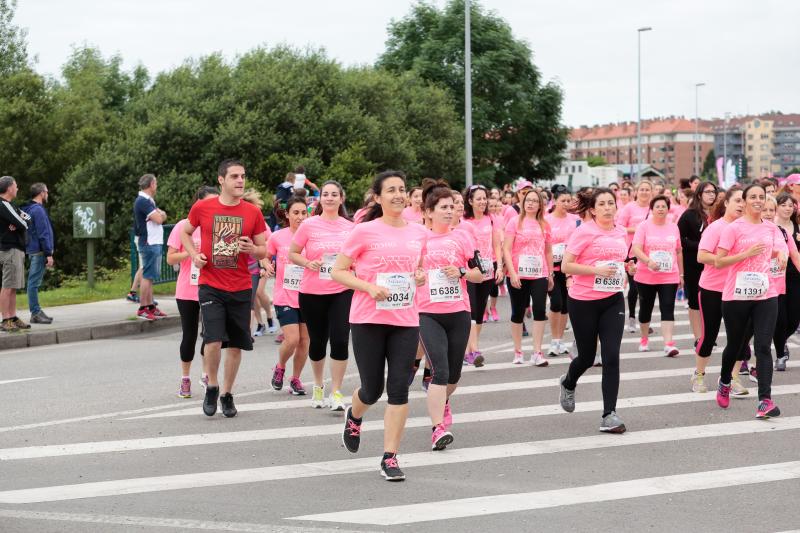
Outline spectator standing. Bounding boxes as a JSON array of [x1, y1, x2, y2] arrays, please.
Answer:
[[133, 174, 168, 321], [20, 183, 54, 324], [0, 176, 31, 332]]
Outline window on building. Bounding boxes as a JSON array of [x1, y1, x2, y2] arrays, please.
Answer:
[[578, 165, 583, 172], [761, 134, 769, 140], [747, 134, 753, 140]]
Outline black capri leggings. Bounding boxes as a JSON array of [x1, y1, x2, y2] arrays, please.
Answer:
[[636, 282, 677, 324], [419, 311, 471, 386], [548, 271, 568, 314], [298, 290, 353, 362], [467, 278, 494, 324], [351, 323, 419, 405], [563, 293, 625, 417], [683, 267, 701, 310], [177, 298, 200, 363], [626, 272, 638, 318], [509, 277, 548, 322], [488, 262, 499, 298], [696, 288, 722, 358], [719, 298, 778, 401], [785, 277, 800, 344]]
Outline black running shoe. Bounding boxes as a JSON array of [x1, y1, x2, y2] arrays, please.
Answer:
[[342, 406, 361, 453], [220, 392, 237, 418], [203, 386, 219, 416], [380, 454, 405, 481]]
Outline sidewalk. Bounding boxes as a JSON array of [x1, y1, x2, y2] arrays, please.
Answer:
[[0, 298, 180, 351]]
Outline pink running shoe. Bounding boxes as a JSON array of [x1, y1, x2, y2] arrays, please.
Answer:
[[199, 374, 209, 390], [756, 399, 780, 419], [490, 308, 499, 322], [463, 352, 475, 366], [442, 403, 453, 430], [431, 423, 454, 451], [472, 351, 485, 367], [716, 379, 731, 409], [483, 310, 490, 323], [178, 377, 191, 398]]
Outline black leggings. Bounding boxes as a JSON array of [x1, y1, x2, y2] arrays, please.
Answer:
[[684, 267, 701, 310], [177, 299, 200, 363], [351, 323, 419, 405], [785, 277, 800, 345], [467, 278, 494, 324], [509, 277, 548, 322], [419, 311, 471, 386], [548, 271, 568, 314], [563, 293, 624, 417], [626, 272, 638, 318], [636, 282, 677, 324], [488, 262, 499, 298], [720, 298, 778, 401], [298, 290, 353, 362], [697, 288, 723, 358]]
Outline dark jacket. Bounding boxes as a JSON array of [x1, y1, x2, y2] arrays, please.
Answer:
[[0, 198, 30, 252], [20, 201, 54, 256], [677, 208, 707, 273]]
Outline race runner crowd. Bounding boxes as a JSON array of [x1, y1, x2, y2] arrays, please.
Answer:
[[133, 159, 800, 481]]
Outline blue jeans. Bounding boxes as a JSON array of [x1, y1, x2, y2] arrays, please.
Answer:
[[27, 253, 46, 314]]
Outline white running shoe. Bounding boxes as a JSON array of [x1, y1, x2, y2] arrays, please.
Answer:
[[558, 341, 571, 357], [330, 390, 346, 412], [512, 350, 524, 364], [311, 385, 326, 408], [627, 316, 636, 333], [664, 345, 680, 357], [267, 324, 279, 335], [531, 351, 549, 367], [638, 340, 649, 352]]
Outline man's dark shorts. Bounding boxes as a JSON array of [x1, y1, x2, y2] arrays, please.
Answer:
[[199, 285, 253, 351]]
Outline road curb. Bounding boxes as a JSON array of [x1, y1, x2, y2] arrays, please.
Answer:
[[0, 316, 181, 351]]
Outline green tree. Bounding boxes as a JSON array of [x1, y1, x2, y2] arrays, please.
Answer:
[[377, 0, 568, 184], [0, 0, 27, 77], [587, 155, 607, 167], [702, 149, 716, 178]]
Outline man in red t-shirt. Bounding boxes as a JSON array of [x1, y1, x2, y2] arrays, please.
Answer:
[[181, 159, 268, 418]]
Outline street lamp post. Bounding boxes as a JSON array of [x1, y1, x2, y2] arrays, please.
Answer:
[[464, 0, 473, 187], [694, 82, 705, 176], [636, 27, 652, 181], [723, 111, 730, 183]]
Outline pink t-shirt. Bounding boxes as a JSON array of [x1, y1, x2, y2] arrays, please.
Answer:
[[616, 202, 650, 248], [698, 218, 730, 293], [462, 215, 496, 260], [718, 218, 780, 302], [167, 219, 201, 301], [632, 219, 681, 285], [565, 220, 628, 301], [545, 212, 579, 271], [505, 217, 551, 279], [767, 222, 795, 297], [416, 228, 473, 314], [670, 204, 687, 222], [267, 228, 303, 308], [291, 215, 355, 295], [502, 205, 518, 226], [402, 206, 424, 224], [353, 207, 369, 223], [341, 220, 428, 327]]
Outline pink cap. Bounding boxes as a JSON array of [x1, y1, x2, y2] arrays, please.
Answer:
[[785, 174, 800, 185], [514, 179, 534, 192]]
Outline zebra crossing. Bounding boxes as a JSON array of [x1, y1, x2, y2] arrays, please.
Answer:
[[2, 303, 800, 532]]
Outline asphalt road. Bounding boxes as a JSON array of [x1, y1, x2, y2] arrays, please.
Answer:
[[1, 294, 800, 533]]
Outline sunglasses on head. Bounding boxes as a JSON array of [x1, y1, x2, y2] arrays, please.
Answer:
[[468, 185, 487, 191]]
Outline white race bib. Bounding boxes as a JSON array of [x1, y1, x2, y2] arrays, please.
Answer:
[[428, 269, 462, 303], [376, 272, 415, 310], [552, 243, 566, 263], [319, 253, 337, 280], [282, 264, 304, 291], [480, 257, 493, 280], [518, 255, 543, 278], [649, 250, 673, 272], [189, 262, 200, 286], [593, 260, 625, 292], [734, 271, 768, 300]]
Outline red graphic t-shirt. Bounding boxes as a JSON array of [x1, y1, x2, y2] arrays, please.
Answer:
[[187, 197, 268, 292]]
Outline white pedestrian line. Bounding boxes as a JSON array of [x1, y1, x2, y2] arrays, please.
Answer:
[[290, 460, 800, 525], [2, 416, 799, 504], [5, 383, 800, 462], [499, 332, 725, 352], [0, 509, 366, 533], [0, 376, 47, 386]]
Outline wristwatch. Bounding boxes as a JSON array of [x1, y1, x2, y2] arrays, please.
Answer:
[[459, 267, 467, 278]]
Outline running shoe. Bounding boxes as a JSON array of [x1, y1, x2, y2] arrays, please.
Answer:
[[271, 366, 285, 391], [547, 342, 559, 357], [664, 345, 680, 357], [253, 324, 266, 337], [559, 374, 575, 413], [599, 411, 626, 434], [267, 324, 279, 335], [490, 308, 499, 322], [531, 351, 549, 367], [739, 361, 750, 375], [178, 377, 192, 398], [512, 350, 524, 364], [431, 424, 454, 451], [203, 386, 219, 416], [311, 385, 326, 408], [330, 390, 346, 411], [463, 352, 475, 366], [783, 345, 790, 359], [151, 307, 167, 319], [756, 399, 781, 419], [525, 307, 532, 319], [220, 392, 237, 418], [342, 406, 361, 453], [136, 308, 156, 321], [716, 379, 731, 409], [593, 354, 602, 367], [690, 371, 707, 393], [288, 377, 306, 396], [126, 291, 139, 303], [748, 367, 758, 384], [442, 403, 453, 430], [638, 339, 649, 352], [422, 375, 432, 391], [731, 374, 749, 396], [199, 373, 209, 390], [627, 316, 636, 333], [0, 319, 17, 332], [274, 333, 284, 344], [472, 351, 485, 368], [380, 455, 405, 481], [522, 324, 529, 337], [776, 356, 788, 372], [483, 310, 490, 323], [558, 341, 571, 357]]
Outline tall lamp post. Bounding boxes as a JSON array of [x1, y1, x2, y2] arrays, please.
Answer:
[[694, 82, 706, 176], [723, 111, 730, 183], [636, 26, 652, 181], [464, 0, 473, 187]]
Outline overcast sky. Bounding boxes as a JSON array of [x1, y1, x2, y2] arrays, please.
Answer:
[[15, 0, 800, 127]]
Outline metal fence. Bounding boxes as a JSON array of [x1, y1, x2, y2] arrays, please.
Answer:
[[129, 224, 179, 285]]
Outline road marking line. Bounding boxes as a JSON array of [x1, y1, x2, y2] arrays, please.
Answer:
[[1, 417, 798, 504], [0, 377, 47, 386], [290, 460, 800, 525]]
